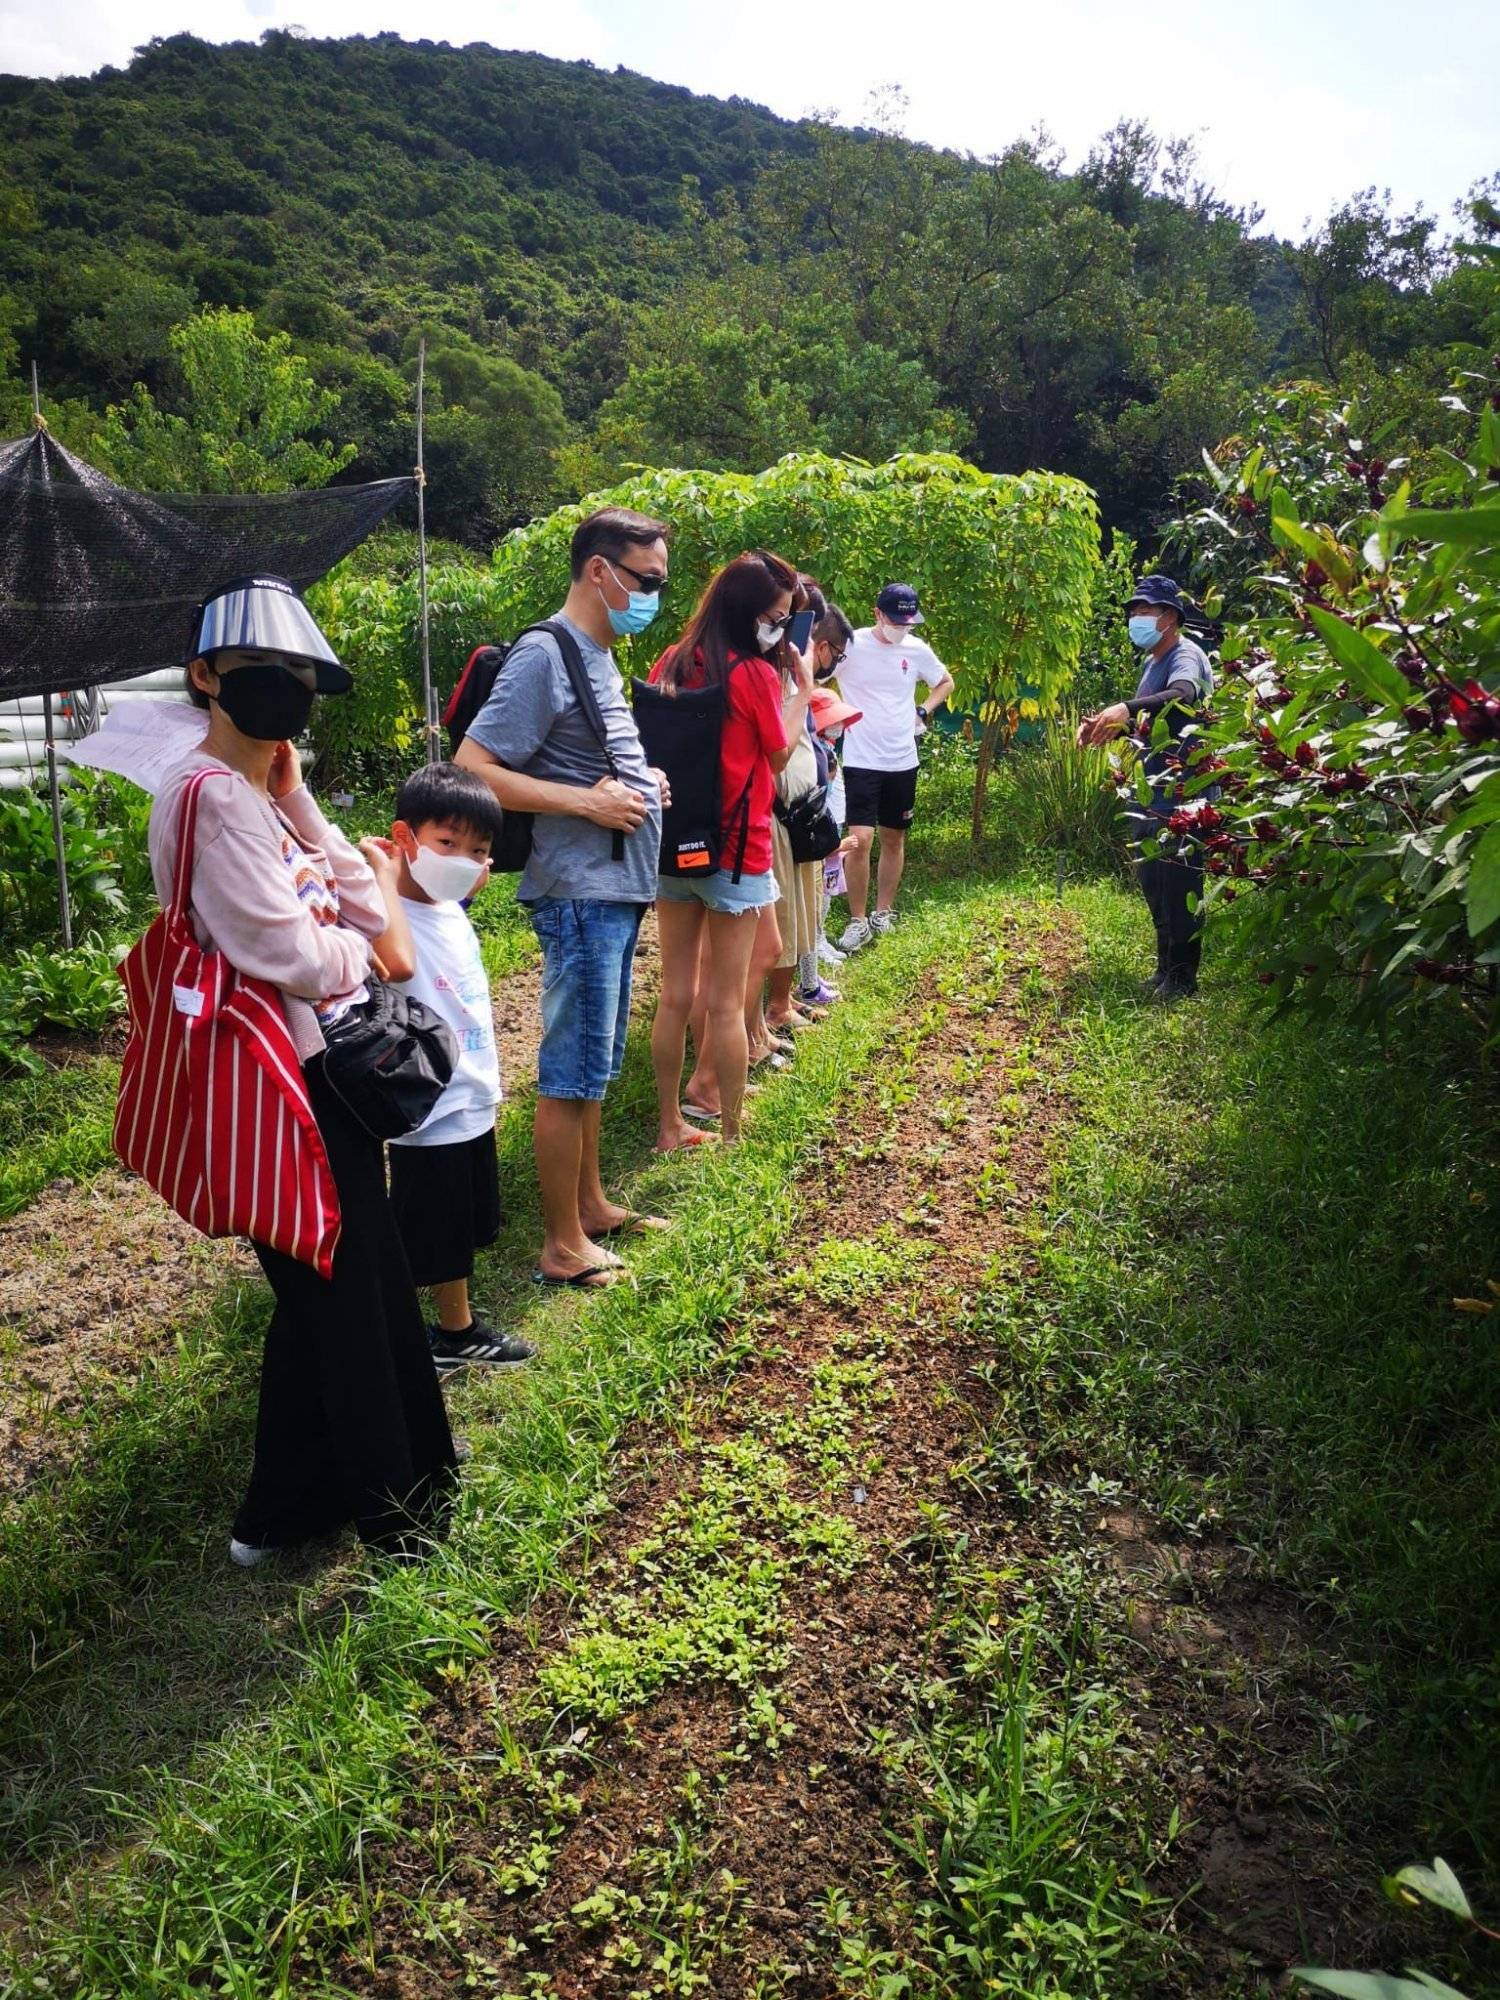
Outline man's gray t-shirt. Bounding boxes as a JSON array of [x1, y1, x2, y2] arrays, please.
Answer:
[[465, 613, 661, 904]]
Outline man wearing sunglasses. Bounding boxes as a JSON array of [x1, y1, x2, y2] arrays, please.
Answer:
[[457, 507, 672, 1288]]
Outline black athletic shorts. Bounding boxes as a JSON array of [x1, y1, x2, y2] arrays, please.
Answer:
[[843, 764, 918, 832], [388, 1129, 501, 1287]]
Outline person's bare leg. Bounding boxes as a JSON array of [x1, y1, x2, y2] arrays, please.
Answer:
[[765, 965, 798, 1029], [535, 1097, 615, 1280], [651, 899, 708, 1152], [746, 904, 781, 1058], [684, 927, 719, 1115], [703, 908, 760, 1143], [578, 1099, 639, 1238], [874, 828, 908, 914], [430, 1278, 473, 1333], [843, 826, 874, 920]]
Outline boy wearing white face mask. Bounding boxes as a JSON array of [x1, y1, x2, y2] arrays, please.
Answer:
[[386, 763, 537, 1374]]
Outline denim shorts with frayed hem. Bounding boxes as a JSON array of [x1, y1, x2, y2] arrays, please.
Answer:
[[527, 896, 646, 1101], [654, 868, 777, 916]]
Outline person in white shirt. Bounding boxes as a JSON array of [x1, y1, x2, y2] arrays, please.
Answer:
[[833, 583, 954, 952], [385, 763, 537, 1374]]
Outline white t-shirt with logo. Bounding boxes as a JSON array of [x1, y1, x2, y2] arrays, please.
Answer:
[[836, 627, 948, 773], [389, 897, 502, 1149]]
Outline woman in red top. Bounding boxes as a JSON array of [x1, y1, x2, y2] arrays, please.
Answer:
[[647, 550, 814, 1151]]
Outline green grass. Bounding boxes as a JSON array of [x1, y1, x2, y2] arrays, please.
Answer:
[[988, 882, 1500, 1878], [6, 804, 1500, 1996], [0, 1056, 120, 1219], [0, 869, 1011, 1995]]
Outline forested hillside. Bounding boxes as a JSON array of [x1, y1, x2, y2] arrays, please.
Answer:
[[0, 32, 1486, 540]]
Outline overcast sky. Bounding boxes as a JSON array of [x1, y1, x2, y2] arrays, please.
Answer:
[[2, 0, 1495, 240]]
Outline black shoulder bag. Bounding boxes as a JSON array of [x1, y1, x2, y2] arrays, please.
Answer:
[[774, 781, 842, 864], [319, 979, 460, 1140]]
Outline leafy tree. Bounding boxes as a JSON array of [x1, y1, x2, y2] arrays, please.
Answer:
[[95, 307, 354, 491], [400, 326, 567, 539]]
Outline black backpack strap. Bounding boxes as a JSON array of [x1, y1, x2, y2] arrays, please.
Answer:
[[535, 619, 627, 863]]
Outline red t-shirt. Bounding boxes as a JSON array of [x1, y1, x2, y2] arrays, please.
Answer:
[[649, 648, 787, 876]]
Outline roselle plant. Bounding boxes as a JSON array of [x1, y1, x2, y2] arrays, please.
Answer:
[[1153, 239, 1500, 1035]]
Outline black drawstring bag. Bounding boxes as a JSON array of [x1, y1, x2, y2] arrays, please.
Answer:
[[318, 980, 459, 1139], [631, 675, 752, 880], [774, 781, 842, 864]]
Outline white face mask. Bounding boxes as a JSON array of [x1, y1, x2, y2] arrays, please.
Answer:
[[408, 844, 486, 903], [756, 618, 788, 655]]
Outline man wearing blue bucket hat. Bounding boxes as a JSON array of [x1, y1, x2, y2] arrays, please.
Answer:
[[1077, 574, 1215, 1002]]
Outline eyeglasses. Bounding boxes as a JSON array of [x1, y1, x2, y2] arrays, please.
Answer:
[[824, 648, 848, 668], [610, 559, 669, 594]]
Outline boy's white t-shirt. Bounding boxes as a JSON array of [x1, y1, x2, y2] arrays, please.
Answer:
[[835, 627, 947, 772], [389, 897, 501, 1149]]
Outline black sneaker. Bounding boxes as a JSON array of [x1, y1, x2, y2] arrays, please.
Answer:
[[429, 1318, 537, 1373]]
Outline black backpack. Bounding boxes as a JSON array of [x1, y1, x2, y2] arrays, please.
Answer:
[[631, 670, 752, 881], [444, 620, 625, 871]]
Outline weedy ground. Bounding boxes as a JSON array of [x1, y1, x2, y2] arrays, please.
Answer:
[[1, 859, 1496, 1999]]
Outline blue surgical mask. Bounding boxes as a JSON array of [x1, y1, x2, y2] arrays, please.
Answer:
[[601, 564, 660, 637], [1128, 614, 1163, 650]]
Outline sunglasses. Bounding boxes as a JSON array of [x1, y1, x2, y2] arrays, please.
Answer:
[[611, 559, 669, 593]]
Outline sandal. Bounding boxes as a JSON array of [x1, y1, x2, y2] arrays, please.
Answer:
[[590, 1211, 671, 1239], [532, 1264, 621, 1289], [654, 1127, 720, 1153]]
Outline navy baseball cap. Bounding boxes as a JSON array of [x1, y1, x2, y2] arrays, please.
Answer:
[[1125, 573, 1189, 618], [877, 582, 923, 625]]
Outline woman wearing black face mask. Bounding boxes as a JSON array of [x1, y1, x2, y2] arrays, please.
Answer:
[[148, 576, 458, 1567]]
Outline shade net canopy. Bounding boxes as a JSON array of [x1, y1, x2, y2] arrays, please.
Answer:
[[0, 429, 412, 700]]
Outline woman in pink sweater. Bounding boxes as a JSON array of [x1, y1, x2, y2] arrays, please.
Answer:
[[149, 577, 457, 1566]]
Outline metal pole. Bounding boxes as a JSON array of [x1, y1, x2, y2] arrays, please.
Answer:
[[415, 337, 438, 764], [30, 363, 74, 946], [42, 694, 73, 948]]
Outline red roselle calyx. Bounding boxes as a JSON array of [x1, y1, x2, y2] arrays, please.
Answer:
[[1448, 679, 1500, 743]]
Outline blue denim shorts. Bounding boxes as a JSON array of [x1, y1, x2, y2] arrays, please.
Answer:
[[527, 897, 646, 1101], [655, 869, 777, 916]]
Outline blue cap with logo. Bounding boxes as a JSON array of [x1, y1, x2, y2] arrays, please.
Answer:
[[1125, 573, 1189, 618], [877, 582, 923, 626]]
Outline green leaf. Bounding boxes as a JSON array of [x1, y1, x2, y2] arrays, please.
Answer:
[[1382, 507, 1500, 549], [1386, 1858, 1473, 1923], [1442, 774, 1500, 837], [1306, 609, 1412, 710], [1466, 823, 1500, 939], [1290, 1974, 1465, 2000]]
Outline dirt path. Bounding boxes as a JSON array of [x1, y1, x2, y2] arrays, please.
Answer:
[[307, 908, 1374, 1999]]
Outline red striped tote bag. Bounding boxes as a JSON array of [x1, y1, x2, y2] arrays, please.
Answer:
[[113, 766, 343, 1278]]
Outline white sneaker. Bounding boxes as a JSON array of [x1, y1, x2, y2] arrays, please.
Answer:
[[837, 917, 874, 953], [817, 937, 846, 966], [869, 909, 896, 936], [229, 1536, 275, 1568]]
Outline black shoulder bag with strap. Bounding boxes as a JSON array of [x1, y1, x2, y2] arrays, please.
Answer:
[[775, 781, 842, 864], [631, 667, 753, 882], [319, 979, 459, 1140], [444, 619, 625, 870]]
